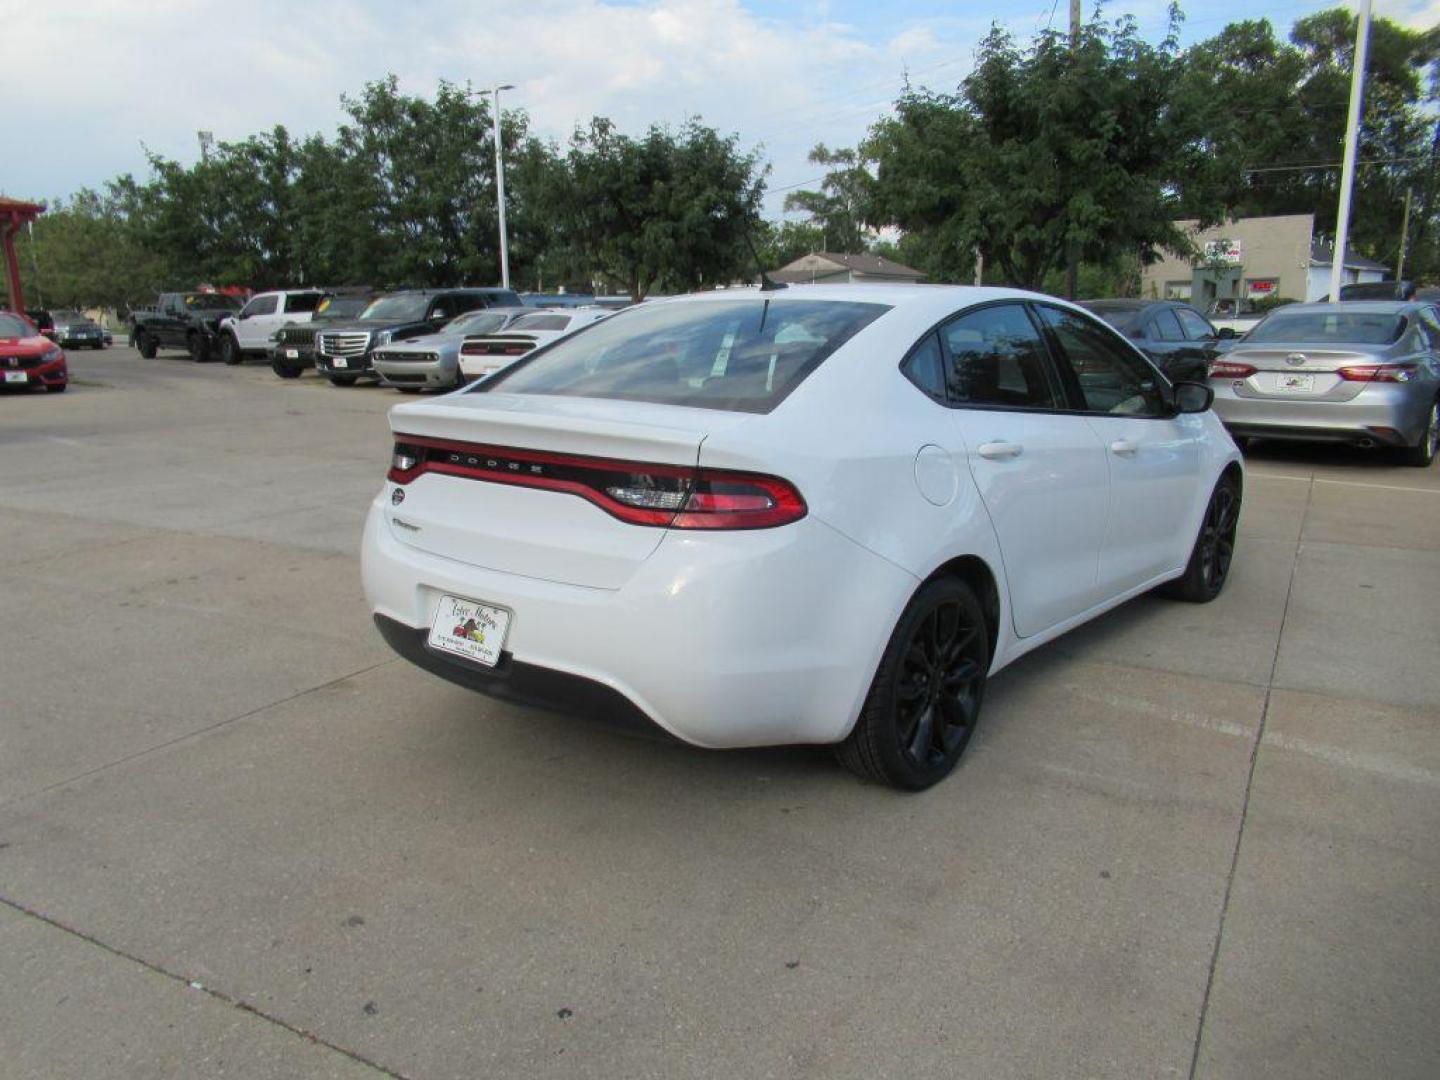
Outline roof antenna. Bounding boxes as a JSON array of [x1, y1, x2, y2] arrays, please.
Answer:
[[744, 227, 788, 292]]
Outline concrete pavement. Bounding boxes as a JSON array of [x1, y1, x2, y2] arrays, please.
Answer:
[[1, 348, 1436, 1078]]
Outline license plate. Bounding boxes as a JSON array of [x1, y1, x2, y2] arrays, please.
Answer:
[[285, 348, 299, 359], [428, 595, 511, 668], [331, 357, 348, 369], [4, 371, 26, 384], [1277, 373, 1315, 392]]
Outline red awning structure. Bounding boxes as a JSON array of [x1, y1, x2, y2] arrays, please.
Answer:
[[0, 197, 45, 313]]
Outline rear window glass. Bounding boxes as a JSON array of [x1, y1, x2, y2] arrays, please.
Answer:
[[1248, 311, 1407, 345], [510, 313, 573, 332], [479, 298, 890, 414], [285, 293, 325, 313]]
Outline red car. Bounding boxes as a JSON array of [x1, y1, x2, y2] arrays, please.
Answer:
[[0, 311, 68, 392]]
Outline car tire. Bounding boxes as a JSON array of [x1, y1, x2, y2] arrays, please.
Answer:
[[219, 334, 242, 365], [328, 375, 359, 387], [137, 332, 157, 359], [272, 360, 302, 379], [836, 576, 989, 791], [395, 387, 422, 394], [1398, 400, 1438, 468], [188, 334, 211, 363], [1160, 473, 1241, 603], [47, 382, 68, 393]]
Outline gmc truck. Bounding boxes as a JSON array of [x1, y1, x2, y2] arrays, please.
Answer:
[[132, 292, 244, 362]]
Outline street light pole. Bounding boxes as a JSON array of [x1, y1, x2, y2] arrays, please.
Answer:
[[492, 84, 515, 290], [1329, 0, 1372, 302]]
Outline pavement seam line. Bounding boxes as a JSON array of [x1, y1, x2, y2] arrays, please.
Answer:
[[0, 893, 411, 1080], [0, 659, 400, 813], [1186, 476, 1313, 1080]]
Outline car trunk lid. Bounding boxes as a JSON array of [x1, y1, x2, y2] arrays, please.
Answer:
[[384, 393, 752, 589], [1214, 345, 1384, 401]]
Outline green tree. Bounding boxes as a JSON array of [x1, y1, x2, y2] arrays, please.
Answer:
[[545, 117, 766, 300], [781, 144, 872, 253], [864, 12, 1203, 291], [15, 187, 166, 312]]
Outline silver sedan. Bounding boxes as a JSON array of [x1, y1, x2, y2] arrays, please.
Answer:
[[372, 308, 528, 392], [1209, 301, 1440, 466]]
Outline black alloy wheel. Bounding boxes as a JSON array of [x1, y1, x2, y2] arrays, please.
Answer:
[[838, 577, 989, 791], [1162, 474, 1240, 603], [219, 334, 242, 365]]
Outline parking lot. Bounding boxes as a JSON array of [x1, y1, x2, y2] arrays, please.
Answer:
[[2, 345, 1437, 1079]]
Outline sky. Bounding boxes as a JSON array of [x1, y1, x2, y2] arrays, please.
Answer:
[[2, 0, 1436, 219]]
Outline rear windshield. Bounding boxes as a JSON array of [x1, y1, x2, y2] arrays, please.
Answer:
[[510, 312, 573, 332], [1085, 307, 1142, 333], [479, 298, 890, 414], [1248, 311, 1407, 345], [447, 311, 511, 336], [52, 309, 86, 322], [0, 313, 33, 337]]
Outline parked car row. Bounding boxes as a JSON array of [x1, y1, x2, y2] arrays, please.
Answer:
[[121, 285, 618, 394]]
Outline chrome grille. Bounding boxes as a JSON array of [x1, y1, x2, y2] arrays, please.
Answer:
[[317, 331, 370, 357]]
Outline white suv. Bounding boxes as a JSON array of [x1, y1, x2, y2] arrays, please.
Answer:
[[218, 290, 328, 365]]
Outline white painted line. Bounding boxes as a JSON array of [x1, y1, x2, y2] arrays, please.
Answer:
[[1247, 472, 1440, 496]]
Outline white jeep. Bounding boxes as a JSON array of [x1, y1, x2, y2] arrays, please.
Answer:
[[217, 290, 328, 365]]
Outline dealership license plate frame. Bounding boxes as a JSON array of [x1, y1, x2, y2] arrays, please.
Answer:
[[4, 371, 27, 384], [285, 348, 299, 359], [427, 594, 512, 668], [1276, 373, 1316, 392]]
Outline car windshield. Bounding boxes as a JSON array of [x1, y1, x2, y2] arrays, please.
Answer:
[[360, 295, 430, 322], [185, 293, 242, 310], [1247, 311, 1407, 345], [315, 296, 372, 319], [0, 313, 33, 337], [480, 298, 891, 414], [447, 311, 510, 336], [509, 312, 574, 332]]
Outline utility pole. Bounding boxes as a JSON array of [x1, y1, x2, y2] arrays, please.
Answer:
[[1329, 0, 1372, 302], [26, 220, 42, 308], [1064, 0, 1082, 299], [492, 84, 515, 290], [1395, 186, 1413, 285]]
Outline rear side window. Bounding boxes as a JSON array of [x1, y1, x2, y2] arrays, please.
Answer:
[[285, 293, 325, 314], [1152, 310, 1185, 342], [940, 304, 1059, 410], [481, 298, 889, 414], [1035, 305, 1168, 416], [902, 332, 947, 402], [1175, 308, 1216, 340]]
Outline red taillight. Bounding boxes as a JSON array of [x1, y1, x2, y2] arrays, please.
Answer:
[[1210, 360, 1256, 379], [387, 437, 806, 530], [1337, 363, 1417, 383]]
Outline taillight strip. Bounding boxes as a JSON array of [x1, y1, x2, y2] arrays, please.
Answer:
[[387, 435, 806, 530]]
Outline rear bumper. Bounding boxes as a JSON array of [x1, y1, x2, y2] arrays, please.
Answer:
[[1212, 382, 1432, 446], [374, 614, 676, 741], [361, 492, 917, 748]]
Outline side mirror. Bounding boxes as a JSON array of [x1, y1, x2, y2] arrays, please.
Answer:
[[238, 310, 251, 320], [1216, 327, 1238, 340], [1173, 381, 1214, 414]]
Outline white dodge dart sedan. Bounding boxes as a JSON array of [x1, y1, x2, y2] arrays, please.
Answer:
[[362, 285, 1242, 789]]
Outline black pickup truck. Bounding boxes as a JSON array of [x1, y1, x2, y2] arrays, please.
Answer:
[[132, 292, 245, 362], [311, 287, 522, 385]]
